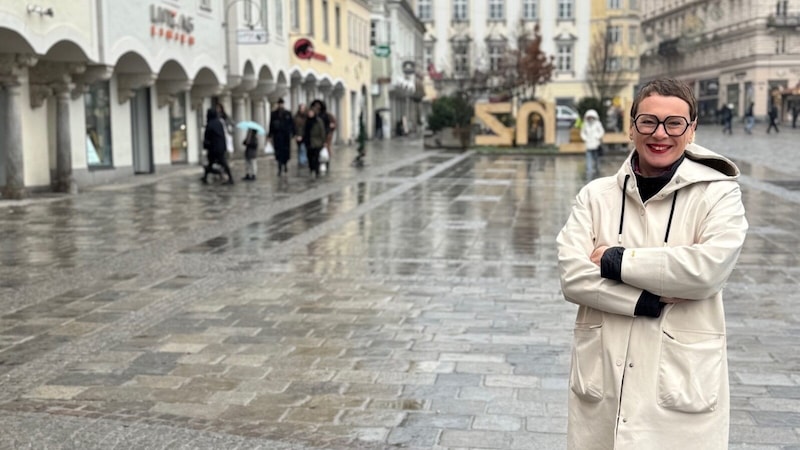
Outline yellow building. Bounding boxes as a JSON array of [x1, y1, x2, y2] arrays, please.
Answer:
[[287, 0, 372, 143], [589, 0, 640, 110]]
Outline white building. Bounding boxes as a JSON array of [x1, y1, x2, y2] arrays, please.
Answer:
[[370, 0, 425, 138], [0, 0, 292, 198], [639, 0, 800, 123], [415, 0, 592, 108]]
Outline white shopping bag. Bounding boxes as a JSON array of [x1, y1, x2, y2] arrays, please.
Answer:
[[319, 146, 330, 163], [264, 141, 275, 155]]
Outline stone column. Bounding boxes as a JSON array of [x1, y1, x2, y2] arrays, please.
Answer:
[[232, 94, 247, 145], [2, 81, 25, 199], [54, 84, 77, 193], [253, 98, 266, 146]]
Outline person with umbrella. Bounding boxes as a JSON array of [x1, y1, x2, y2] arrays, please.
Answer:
[[268, 98, 295, 176], [235, 120, 266, 181]]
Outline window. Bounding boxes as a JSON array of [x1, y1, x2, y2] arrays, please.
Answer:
[[777, 0, 788, 15], [488, 0, 504, 20], [627, 57, 637, 71], [274, 0, 283, 36], [84, 81, 113, 168], [199, 0, 212, 12], [418, 0, 432, 21], [557, 43, 573, 71], [606, 57, 621, 72], [522, 0, 538, 20], [424, 42, 435, 69], [607, 26, 620, 43], [629, 0, 636, 9], [259, 0, 270, 33], [244, 1, 253, 24], [370, 20, 377, 46], [307, 0, 314, 36], [453, 0, 468, 21], [608, 0, 621, 9], [453, 42, 470, 75], [169, 96, 188, 163], [322, 0, 329, 42], [488, 42, 505, 71], [291, 0, 299, 29], [629, 25, 637, 46], [335, 6, 341, 47], [558, 0, 573, 19]]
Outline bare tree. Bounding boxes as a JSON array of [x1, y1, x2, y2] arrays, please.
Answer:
[[586, 21, 626, 101]]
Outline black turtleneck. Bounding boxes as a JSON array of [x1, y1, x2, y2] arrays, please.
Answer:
[[633, 153, 685, 202]]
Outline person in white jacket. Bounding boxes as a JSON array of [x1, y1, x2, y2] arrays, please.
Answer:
[[580, 109, 605, 179], [557, 79, 748, 449]]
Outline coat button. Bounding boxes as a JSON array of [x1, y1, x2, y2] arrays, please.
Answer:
[[616, 359, 623, 366], [622, 418, 628, 423], [639, 208, 645, 216], [628, 362, 634, 368]]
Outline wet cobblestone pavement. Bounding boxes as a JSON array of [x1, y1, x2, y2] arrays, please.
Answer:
[[0, 127, 799, 449]]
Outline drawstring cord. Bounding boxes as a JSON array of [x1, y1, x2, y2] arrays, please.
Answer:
[[618, 175, 630, 244], [618, 174, 679, 246]]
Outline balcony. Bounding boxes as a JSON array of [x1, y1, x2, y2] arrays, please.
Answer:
[[657, 38, 680, 56], [767, 14, 800, 28]]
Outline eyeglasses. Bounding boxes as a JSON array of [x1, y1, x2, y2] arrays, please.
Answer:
[[632, 114, 693, 137]]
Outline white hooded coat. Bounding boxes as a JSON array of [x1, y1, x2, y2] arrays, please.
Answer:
[[580, 110, 605, 150], [556, 144, 748, 450]]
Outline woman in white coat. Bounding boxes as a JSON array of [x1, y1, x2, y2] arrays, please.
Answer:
[[557, 79, 748, 450], [580, 109, 605, 179]]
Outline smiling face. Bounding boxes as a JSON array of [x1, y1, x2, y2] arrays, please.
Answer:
[[630, 94, 696, 177]]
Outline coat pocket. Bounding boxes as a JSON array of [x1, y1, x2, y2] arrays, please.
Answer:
[[657, 329, 724, 413], [570, 324, 604, 402]]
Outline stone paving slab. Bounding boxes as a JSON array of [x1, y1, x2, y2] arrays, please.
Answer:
[[0, 136, 799, 448]]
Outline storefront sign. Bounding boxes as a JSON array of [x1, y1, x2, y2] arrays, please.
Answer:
[[238, 29, 268, 44], [374, 45, 390, 57], [150, 5, 195, 45]]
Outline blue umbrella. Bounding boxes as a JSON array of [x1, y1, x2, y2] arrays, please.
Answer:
[[236, 121, 266, 135]]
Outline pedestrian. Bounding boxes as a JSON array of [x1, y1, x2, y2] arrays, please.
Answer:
[[310, 99, 335, 170], [202, 107, 234, 184], [268, 98, 295, 176], [744, 101, 755, 134], [215, 103, 235, 155], [792, 103, 798, 128], [375, 111, 384, 139], [242, 129, 258, 181], [721, 103, 733, 134], [556, 78, 748, 450], [303, 106, 328, 179], [767, 103, 780, 133], [580, 109, 605, 179], [294, 104, 308, 169]]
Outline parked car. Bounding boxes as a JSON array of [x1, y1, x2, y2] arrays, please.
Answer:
[[556, 105, 580, 127]]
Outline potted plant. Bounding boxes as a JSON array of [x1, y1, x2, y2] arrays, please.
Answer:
[[427, 93, 474, 149]]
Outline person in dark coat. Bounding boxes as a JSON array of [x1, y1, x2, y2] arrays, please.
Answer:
[[303, 107, 328, 179], [242, 129, 258, 181], [202, 108, 234, 184], [310, 99, 335, 171], [268, 98, 295, 176], [767, 103, 780, 133]]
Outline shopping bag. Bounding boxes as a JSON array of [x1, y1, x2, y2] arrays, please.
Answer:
[[265, 141, 275, 155], [319, 146, 330, 163], [224, 129, 234, 153]]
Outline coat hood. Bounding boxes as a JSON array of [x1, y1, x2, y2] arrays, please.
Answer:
[[617, 143, 740, 193], [206, 108, 219, 122]]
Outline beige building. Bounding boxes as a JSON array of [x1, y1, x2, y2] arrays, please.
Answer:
[[589, 0, 640, 108], [287, 0, 373, 143], [639, 0, 800, 123]]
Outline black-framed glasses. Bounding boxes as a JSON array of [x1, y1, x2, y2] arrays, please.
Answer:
[[632, 114, 693, 137]]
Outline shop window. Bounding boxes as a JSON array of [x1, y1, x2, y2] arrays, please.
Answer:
[[84, 81, 113, 168], [170, 96, 188, 164]]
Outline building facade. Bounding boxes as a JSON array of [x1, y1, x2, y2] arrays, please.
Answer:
[[370, 0, 425, 138], [589, 0, 640, 106], [639, 0, 800, 123], [415, 0, 593, 108], [0, 0, 293, 198], [287, 0, 373, 144]]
